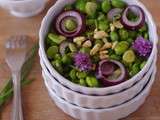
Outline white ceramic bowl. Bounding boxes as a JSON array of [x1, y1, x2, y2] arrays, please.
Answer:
[[0, 0, 46, 17], [44, 68, 156, 120], [39, 0, 158, 95], [40, 55, 156, 108]]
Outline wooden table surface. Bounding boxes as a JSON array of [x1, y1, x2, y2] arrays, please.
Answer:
[[0, 0, 160, 120]]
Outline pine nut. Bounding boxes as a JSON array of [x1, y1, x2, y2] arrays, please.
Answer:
[[90, 44, 101, 56], [113, 21, 123, 29], [100, 42, 112, 50], [112, 41, 118, 49], [94, 31, 108, 39], [82, 40, 92, 48], [73, 36, 86, 46], [100, 54, 109, 60]]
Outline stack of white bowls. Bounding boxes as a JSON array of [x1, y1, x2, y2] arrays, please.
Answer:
[[39, 0, 158, 120]]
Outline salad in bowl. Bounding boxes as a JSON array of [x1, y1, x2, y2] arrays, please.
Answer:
[[44, 0, 153, 88]]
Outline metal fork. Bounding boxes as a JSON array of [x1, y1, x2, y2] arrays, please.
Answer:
[[5, 35, 28, 120]]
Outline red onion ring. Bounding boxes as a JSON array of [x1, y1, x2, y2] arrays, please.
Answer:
[[55, 10, 86, 37], [59, 41, 70, 55], [98, 60, 115, 76], [121, 5, 145, 30], [97, 60, 127, 86], [107, 8, 123, 21]]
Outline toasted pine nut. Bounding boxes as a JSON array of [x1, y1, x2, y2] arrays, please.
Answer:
[[110, 23, 115, 32], [94, 28, 98, 32], [100, 42, 112, 50], [90, 44, 101, 56], [112, 41, 118, 49], [99, 50, 109, 55], [73, 36, 86, 46], [100, 54, 109, 60], [113, 21, 123, 29], [82, 40, 92, 48], [94, 31, 108, 39], [102, 38, 108, 43]]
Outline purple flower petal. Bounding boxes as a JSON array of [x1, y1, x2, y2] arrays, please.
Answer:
[[132, 36, 152, 58], [74, 52, 92, 71]]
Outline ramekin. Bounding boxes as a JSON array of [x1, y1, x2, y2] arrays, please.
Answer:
[[40, 55, 156, 108], [44, 68, 156, 120], [39, 0, 158, 95], [0, 0, 46, 17]]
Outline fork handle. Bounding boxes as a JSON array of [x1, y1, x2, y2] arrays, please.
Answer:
[[12, 72, 23, 120]]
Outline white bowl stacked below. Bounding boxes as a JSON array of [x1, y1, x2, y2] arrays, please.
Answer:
[[39, 0, 158, 118], [39, 0, 158, 96], [39, 51, 157, 109], [44, 68, 156, 120]]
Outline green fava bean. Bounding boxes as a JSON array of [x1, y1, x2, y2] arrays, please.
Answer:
[[98, 20, 109, 31], [129, 63, 140, 77], [62, 54, 72, 64], [69, 69, 77, 81], [46, 37, 56, 46], [110, 54, 121, 61], [97, 13, 106, 21], [119, 29, 129, 40], [76, 71, 87, 79], [110, 31, 119, 41], [64, 19, 77, 31], [111, 0, 126, 8], [123, 50, 136, 63], [85, 2, 97, 17], [115, 41, 129, 55], [127, 38, 134, 45], [101, 0, 111, 13], [80, 47, 91, 54], [69, 43, 77, 52], [54, 54, 61, 60], [75, 0, 86, 13], [54, 60, 62, 67], [144, 33, 149, 40], [140, 61, 147, 69], [52, 60, 63, 73], [48, 33, 66, 44], [79, 79, 87, 86], [47, 46, 59, 59], [86, 76, 99, 87]]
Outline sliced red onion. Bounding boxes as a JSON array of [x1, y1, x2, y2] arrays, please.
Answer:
[[97, 60, 127, 86], [55, 10, 86, 37], [59, 41, 70, 55], [98, 60, 115, 76], [107, 8, 123, 21], [121, 5, 145, 30]]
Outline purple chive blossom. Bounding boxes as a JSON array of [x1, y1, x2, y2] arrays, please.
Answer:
[[132, 36, 152, 58], [74, 52, 93, 71]]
